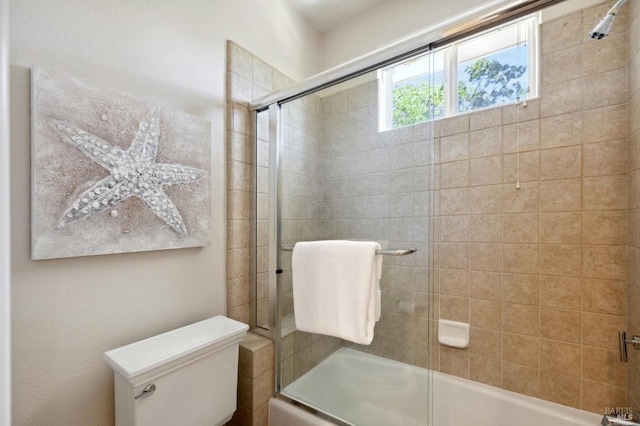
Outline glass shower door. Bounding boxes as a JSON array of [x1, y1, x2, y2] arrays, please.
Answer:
[[258, 65, 436, 426]]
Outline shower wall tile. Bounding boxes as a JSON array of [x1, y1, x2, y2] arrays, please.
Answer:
[[470, 354, 502, 387], [470, 156, 502, 186], [502, 303, 539, 336], [630, 170, 640, 208], [583, 346, 628, 385], [503, 98, 539, 124], [502, 273, 538, 305], [583, 68, 629, 109], [469, 299, 502, 330], [539, 178, 581, 212], [470, 215, 502, 243], [440, 114, 469, 136], [470, 327, 502, 359], [470, 243, 502, 272], [539, 371, 581, 409], [437, 216, 469, 242], [440, 296, 469, 323], [539, 244, 582, 277], [542, 46, 582, 86], [439, 188, 469, 215], [469, 271, 502, 300], [539, 146, 582, 180], [582, 104, 629, 143], [503, 213, 539, 243], [539, 339, 581, 376], [541, 11, 583, 55], [502, 243, 539, 274], [440, 133, 469, 162], [469, 185, 502, 214], [540, 78, 583, 117], [582, 211, 627, 245], [583, 140, 628, 176], [439, 160, 469, 188], [632, 90, 640, 135], [582, 245, 628, 281], [501, 182, 539, 213], [470, 127, 503, 158], [502, 120, 540, 153], [539, 308, 581, 344], [632, 32, 640, 82], [582, 32, 628, 76], [539, 276, 582, 310], [583, 312, 628, 351], [629, 210, 640, 247], [502, 333, 539, 368], [503, 151, 540, 183], [582, 379, 627, 414], [539, 212, 582, 244], [439, 346, 469, 378], [502, 361, 538, 397], [540, 112, 582, 149], [470, 108, 502, 130]]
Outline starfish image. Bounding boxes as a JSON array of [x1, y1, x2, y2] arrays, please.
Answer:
[[50, 107, 207, 235]]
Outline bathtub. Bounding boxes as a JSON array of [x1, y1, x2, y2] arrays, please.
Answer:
[[279, 348, 601, 426]]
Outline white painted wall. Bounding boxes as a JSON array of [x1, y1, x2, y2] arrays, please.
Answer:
[[321, 0, 500, 68], [9, 0, 321, 425], [0, 0, 10, 424], [320, 0, 602, 75]]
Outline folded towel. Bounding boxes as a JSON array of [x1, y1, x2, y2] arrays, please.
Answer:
[[292, 240, 382, 345]]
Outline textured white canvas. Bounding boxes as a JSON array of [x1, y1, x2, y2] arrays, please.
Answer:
[[31, 68, 212, 259]]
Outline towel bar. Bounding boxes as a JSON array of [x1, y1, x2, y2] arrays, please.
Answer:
[[280, 244, 417, 256]]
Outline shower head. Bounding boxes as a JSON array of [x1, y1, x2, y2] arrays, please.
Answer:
[[588, 12, 616, 39], [588, 0, 628, 40]]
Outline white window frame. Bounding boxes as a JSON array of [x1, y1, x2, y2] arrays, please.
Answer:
[[379, 13, 539, 131]]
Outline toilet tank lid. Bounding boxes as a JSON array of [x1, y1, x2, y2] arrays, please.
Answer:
[[103, 315, 249, 379]]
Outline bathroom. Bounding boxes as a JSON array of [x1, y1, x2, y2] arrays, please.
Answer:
[[2, 0, 639, 425]]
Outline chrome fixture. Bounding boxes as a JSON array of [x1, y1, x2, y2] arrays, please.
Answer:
[[134, 383, 156, 400], [618, 330, 640, 363], [280, 244, 417, 256], [601, 414, 640, 425], [588, 0, 628, 39]]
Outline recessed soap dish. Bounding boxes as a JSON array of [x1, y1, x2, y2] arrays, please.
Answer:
[[438, 319, 470, 348]]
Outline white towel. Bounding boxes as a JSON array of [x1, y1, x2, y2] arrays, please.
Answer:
[[292, 240, 382, 345]]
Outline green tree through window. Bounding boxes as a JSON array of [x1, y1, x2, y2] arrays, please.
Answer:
[[392, 82, 444, 128], [392, 58, 527, 128], [458, 58, 527, 112]]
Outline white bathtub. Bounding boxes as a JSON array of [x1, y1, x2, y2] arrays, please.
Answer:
[[279, 348, 601, 426]]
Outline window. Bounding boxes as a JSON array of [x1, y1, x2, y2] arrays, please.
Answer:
[[379, 14, 539, 131]]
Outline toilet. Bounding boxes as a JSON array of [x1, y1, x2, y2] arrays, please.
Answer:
[[104, 315, 249, 426]]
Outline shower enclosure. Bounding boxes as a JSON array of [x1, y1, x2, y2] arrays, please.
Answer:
[[248, 1, 567, 424], [254, 72, 437, 425]]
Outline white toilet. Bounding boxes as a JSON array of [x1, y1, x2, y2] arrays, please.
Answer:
[[104, 315, 249, 426]]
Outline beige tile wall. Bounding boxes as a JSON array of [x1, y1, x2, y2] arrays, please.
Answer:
[[627, 0, 640, 416], [315, 78, 434, 371], [230, 333, 274, 426], [431, 1, 631, 413], [277, 76, 436, 389], [226, 42, 294, 326], [226, 42, 295, 426], [228, 0, 640, 418]]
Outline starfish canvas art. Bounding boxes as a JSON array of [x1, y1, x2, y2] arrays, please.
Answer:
[[31, 69, 212, 259]]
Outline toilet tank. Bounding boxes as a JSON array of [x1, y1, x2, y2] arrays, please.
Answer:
[[104, 316, 249, 426]]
